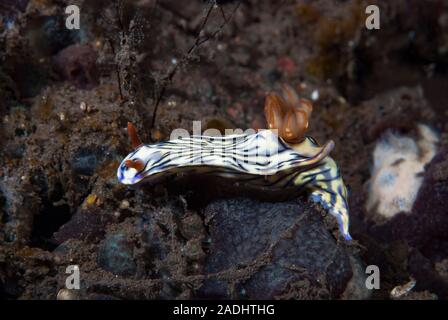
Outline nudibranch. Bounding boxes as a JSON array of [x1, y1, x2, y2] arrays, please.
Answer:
[[117, 85, 352, 240]]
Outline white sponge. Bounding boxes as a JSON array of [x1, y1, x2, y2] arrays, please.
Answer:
[[366, 124, 438, 220]]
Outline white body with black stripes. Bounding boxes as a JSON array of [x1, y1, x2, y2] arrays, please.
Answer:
[[117, 130, 352, 240]]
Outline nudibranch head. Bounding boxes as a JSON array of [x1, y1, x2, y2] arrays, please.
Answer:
[[117, 145, 164, 185], [117, 123, 164, 185]]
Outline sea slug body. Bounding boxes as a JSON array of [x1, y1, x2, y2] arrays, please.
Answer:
[[117, 85, 352, 241]]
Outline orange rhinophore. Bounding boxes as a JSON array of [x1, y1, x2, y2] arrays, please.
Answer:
[[127, 122, 142, 149], [124, 159, 145, 172]]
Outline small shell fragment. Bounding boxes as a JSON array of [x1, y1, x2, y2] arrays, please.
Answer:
[[57, 288, 78, 300], [390, 278, 416, 299], [119, 200, 130, 210]]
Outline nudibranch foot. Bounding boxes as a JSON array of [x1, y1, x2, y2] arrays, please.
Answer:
[[311, 189, 353, 241]]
